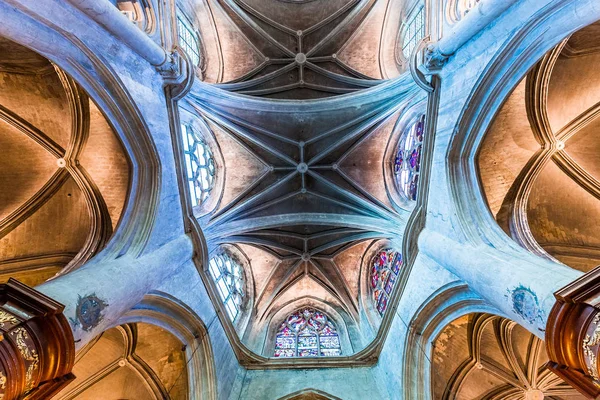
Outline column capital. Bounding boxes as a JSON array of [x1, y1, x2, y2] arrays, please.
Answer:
[[0, 278, 75, 400]]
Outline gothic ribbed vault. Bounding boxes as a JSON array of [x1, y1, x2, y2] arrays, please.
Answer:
[[0, 38, 130, 286], [181, 0, 427, 356]]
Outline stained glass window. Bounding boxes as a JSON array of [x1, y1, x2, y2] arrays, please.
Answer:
[[394, 114, 424, 201], [273, 308, 342, 358], [181, 124, 216, 207], [177, 12, 201, 66], [369, 248, 403, 316], [209, 252, 245, 321], [402, 5, 425, 59]]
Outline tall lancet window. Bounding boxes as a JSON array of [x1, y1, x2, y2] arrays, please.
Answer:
[[402, 5, 425, 58], [273, 308, 342, 358], [369, 248, 403, 315], [394, 114, 424, 201], [181, 124, 216, 207], [177, 12, 201, 66], [209, 252, 245, 321]]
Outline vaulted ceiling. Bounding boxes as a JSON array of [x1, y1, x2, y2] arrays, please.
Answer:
[[186, 0, 423, 351], [191, 77, 420, 338], [55, 323, 188, 400], [186, 0, 407, 97], [0, 37, 130, 286], [432, 314, 583, 399], [478, 21, 600, 272]]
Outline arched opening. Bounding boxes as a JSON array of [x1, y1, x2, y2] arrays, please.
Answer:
[[477, 20, 600, 271], [273, 307, 342, 358], [0, 37, 131, 283]]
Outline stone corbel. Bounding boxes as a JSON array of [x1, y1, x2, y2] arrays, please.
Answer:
[[423, 44, 448, 72], [0, 279, 75, 400], [546, 266, 600, 398], [160, 47, 195, 100]]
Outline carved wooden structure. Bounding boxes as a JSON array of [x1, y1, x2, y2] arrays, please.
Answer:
[[0, 279, 74, 400], [546, 265, 600, 398]]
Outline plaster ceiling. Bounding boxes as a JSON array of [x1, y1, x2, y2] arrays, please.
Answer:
[[478, 21, 600, 272], [432, 314, 584, 400], [0, 38, 130, 286]]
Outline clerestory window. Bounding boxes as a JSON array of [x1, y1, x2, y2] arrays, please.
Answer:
[[369, 248, 403, 315], [209, 252, 245, 321], [274, 308, 342, 358], [394, 114, 424, 201], [177, 12, 201, 66], [181, 123, 216, 207], [402, 5, 425, 59]]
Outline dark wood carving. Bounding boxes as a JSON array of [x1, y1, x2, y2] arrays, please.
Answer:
[[0, 278, 75, 399], [546, 265, 600, 398]]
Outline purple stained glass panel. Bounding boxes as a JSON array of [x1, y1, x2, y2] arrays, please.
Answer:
[[409, 147, 420, 169], [394, 152, 404, 173], [385, 273, 396, 294], [392, 253, 402, 274], [409, 174, 419, 200], [377, 294, 388, 314], [370, 267, 379, 288], [393, 115, 425, 202], [416, 120, 424, 141], [370, 248, 403, 316]]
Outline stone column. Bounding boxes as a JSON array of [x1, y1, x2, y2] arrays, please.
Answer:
[[425, 0, 519, 69], [418, 228, 582, 337], [36, 234, 194, 350]]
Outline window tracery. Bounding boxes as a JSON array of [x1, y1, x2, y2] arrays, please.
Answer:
[[394, 114, 425, 201], [369, 248, 403, 316], [447, 0, 481, 24], [177, 12, 201, 66], [273, 308, 342, 358], [208, 252, 245, 321], [402, 5, 426, 59], [181, 123, 216, 207]]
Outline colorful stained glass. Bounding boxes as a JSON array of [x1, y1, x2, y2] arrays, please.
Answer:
[[321, 348, 342, 357], [393, 115, 425, 202], [272, 308, 342, 358], [320, 335, 340, 349], [274, 349, 294, 357], [369, 248, 403, 316], [181, 124, 216, 207], [297, 334, 317, 349], [299, 349, 319, 357], [275, 336, 295, 349], [209, 252, 244, 321]]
